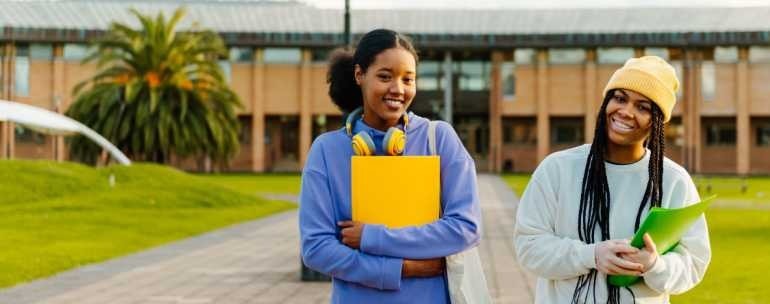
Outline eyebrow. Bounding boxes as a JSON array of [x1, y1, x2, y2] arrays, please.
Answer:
[[617, 89, 652, 104], [375, 67, 416, 75]]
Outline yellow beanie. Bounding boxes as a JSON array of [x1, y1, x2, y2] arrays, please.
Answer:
[[603, 56, 679, 122]]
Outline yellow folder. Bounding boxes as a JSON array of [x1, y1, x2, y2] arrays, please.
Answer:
[[351, 156, 440, 229]]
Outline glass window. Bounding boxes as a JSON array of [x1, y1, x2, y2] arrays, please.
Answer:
[[30, 43, 53, 60], [15, 45, 30, 97], [418, 61, 441, 91], [501, 62, 516, 99], [551, 119, 584, 145], [503, 119, 536, 145], [218, 60, 231, 84], [665, 119, 685, 147], [701, 61, 715, 102], [548, 48, 585, 65], [238, 116, 251, 144], [280, 115, 299, 159], [714, 46, 738, 63], [312, 49, 331, 63], [757, 125, 770, 146], [263, 48, 302, 64], [597, 47, 635, 64], [457, 61, 489, 91], [63, 44, 89, 61], [706, 123, 736, 146], [644, 47, 670, 60], [229, 47, 253, 62], [15, 44, 30, 57], [749, 46, 770, 63], [515, 48, 536, 65], [15, 125, 46, 144]]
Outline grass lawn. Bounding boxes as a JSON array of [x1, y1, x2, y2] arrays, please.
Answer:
[[197, 173, 301, 195], [0, 160, 296, 288], [501, 174, 532, 197], [692, 176, 770, 203], [672, 208, 770, 303], [502, 174, 770, 303]]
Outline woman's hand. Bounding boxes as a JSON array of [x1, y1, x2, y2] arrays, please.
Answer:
[[402, 258, 445, 277], [338, 221, 364, 249], [620, 233, 659, 274], [595, 239, 644, 276]]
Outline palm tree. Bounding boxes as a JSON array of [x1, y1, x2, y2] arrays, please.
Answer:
[[66, 8, 240, 166]]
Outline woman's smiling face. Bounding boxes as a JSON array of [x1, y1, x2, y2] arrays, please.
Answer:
[[355, 47, 417, 131], [605, 89, 654, 148]]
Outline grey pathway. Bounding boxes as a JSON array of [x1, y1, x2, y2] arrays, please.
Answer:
[[0, 174, 534, 303]]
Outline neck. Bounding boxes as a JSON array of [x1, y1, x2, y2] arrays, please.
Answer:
[[362, 112, 400, 132], [605, 142, 646, 164]]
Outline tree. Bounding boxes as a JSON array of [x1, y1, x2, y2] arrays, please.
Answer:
[[66, 8, 240, 166]]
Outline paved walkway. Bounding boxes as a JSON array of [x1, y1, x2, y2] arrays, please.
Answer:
[[0, 175, 534, 303]]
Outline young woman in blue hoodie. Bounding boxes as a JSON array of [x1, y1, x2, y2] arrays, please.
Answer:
[[299, 29, 482, 304]]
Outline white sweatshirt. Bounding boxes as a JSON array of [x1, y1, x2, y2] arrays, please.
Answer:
[[514, 144, 710, 304]]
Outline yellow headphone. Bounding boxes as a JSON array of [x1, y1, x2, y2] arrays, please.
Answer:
[[345, 107, 409, 156]]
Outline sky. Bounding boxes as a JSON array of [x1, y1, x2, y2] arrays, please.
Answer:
[[296, 0, 770, 9]]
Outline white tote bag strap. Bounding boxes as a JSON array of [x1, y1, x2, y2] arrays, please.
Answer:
[[428, 120, 492, 304], [428, 120, 438, 156]]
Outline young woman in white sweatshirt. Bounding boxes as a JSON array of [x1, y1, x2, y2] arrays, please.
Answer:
[[514, 56, 710, 304]]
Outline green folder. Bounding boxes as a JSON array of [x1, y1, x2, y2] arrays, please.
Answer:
[[608, 195, 715, 287]]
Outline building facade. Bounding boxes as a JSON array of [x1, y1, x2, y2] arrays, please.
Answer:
[[1, 1, 770, 174]]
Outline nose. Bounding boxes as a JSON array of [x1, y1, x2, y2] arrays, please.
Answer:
[[389, 80, 404, 95], [617, 102, 634, 118]]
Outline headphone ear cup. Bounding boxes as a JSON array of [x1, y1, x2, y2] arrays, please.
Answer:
[[383, 127, 406, 156], [352, 132, 376, 156]]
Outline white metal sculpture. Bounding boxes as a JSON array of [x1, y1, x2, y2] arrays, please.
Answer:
[[0, 100, 131, 165]]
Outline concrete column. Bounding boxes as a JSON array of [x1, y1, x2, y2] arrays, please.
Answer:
[[536, 49, 550, 162], [0, 122, 8, 159], [681, 50, 693, 172], [2, 43, 10, 98], [299, 50, 312, 168], [489, 51, 503, 173], [52, 44, 66, 161], [584, 49, 598, 143], [4, 43, 15, 159], [1, 43, 7, 159], [693, 51, 703, 174], [736, 47, 750, 175], [682, 49, 702, 173], [251, 49, 266, 172], [634, 47, 645, 58]]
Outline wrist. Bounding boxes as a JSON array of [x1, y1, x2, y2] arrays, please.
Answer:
[[644, 255, 659, 273]]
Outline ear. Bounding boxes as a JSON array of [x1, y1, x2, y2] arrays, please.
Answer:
[[354, 64, 363, 85]]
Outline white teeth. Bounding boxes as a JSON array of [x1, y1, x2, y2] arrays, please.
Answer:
[[611, 117, 634, 132], [385, 99, 403, 106]]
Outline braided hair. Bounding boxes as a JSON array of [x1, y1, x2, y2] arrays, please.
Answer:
[[571, 89, 666, 304]]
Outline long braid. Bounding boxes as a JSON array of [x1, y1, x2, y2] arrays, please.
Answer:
[[572, 92, 613, 304], [571, 92, 667, 304], [634, 106, 665, 230]]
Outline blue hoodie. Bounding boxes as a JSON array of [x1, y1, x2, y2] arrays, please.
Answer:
[[299, 113, 482, 304]]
